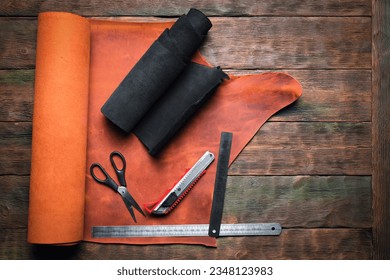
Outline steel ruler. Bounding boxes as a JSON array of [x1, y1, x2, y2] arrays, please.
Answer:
[[92, 223, 281, 238], [209, 132, 232, 237]]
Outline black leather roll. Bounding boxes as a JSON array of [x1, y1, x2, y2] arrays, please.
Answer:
[[101, 8, 212, 133], [134, 63, 228, 156]]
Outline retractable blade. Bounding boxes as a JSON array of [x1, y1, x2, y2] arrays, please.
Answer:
[[149, 151, 215, 215]]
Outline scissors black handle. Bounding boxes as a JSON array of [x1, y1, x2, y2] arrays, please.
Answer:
[[90, 163, 119, 191], [90, 151, 144, 222], [109, 151, 126, 187]]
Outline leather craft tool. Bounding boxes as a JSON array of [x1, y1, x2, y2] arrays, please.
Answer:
[[90, 151, 145, 222], [92, 223, 281, 238], [92, 146, 283, 238], [209, 132, 233, 237], [144, 151, 215, 215]]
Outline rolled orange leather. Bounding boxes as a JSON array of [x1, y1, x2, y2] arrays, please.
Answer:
[[28, 12, 90, 244]]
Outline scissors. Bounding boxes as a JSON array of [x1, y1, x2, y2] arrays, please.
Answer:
[[90, 151, 145, 222]]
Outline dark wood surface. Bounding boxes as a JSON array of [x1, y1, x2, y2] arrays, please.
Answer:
[[0, 0, 388, 259], [372, 0, 390, 259]]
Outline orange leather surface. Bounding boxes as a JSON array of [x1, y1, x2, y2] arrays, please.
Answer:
[[28, 12, 302, 246], [28, 12, 90, 244]]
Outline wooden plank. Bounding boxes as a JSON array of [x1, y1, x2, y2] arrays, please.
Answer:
[[1, 228, 372, 259], [0, 17, 371, 69], [224, 176, 372, 228], [232, 148, 371, 175], [0, 122, 31, 175], [0, 69, 371, 122], [0, 176, 29, 229], [204, 17, 371, 69], [0, 0, 372, 17], [372, 0, 390, 260], [0, 175, 371, 229], [230, 122, 371, 175], [0, 19, 36, 69], [0, 70, 34, 122], [0, 122, 370, 176]]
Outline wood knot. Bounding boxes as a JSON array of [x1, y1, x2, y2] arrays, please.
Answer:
[[234, 250, 248, 259], [0, 204, 10, 217], [17, 47, 29, 56]]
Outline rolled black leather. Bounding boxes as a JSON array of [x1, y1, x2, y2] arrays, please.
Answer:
[[101, 8, 212, 133], [134, 63, 228, 156]]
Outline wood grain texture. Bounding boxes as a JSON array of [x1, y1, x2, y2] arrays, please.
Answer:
[[0, 19, 36, 69], [0, 70, 34, 121], [224, 176, 372, 228], [230, 70, 372, 122], [0, 69, 371, 122], [0, 175, 371, 229], [204, 17, 371, 69], [0, 17, 371, 69], [0, 176, 29, 229], [372, 0, 390, 259], [0, 0, 372, 17], [1, 228, 372, 260], [0, 122, 31, 175], [230, 122, 371, 175]]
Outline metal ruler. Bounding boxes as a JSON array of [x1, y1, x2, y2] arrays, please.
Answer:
[[92, 223, 281, 238], [209, 132, 232, 237]]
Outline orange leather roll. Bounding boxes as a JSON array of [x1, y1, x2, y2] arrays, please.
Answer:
[[28, 12, 91, 244]]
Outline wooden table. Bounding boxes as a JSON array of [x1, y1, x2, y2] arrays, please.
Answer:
[[1, 0, 389, 259]]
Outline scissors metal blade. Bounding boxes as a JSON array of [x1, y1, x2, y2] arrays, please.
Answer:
[[117, 187, 145, 222], [120, 195, 137, 222]]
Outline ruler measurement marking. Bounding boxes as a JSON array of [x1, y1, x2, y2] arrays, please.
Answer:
[[92, 223, 281, 238]]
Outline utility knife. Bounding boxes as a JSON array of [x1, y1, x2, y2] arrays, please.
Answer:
[[144, 151, 215, 215]]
